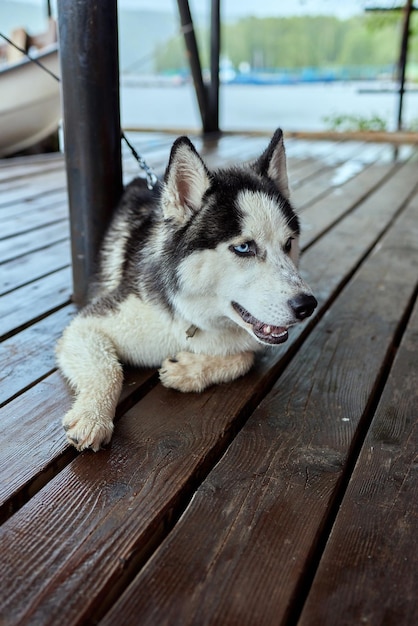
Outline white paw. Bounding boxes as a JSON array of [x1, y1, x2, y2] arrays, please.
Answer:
[[159, 352, 207, 392], [62, 408, 114, 452]]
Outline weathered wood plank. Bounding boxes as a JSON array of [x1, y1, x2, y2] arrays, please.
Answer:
[[122, 134, 282, 191], [0, 305, 76, 406], [1, 198, 68, 239], [98, 184, 418, 626], [298, 298, 418, 625], [0, 188, 67, 221], [0, 139, 416, 626], [287, 142, 408, 224], [0, 156, 402, 468], [122, 134, 356, 190], [0, 153, 64, 182], [0, 170, 66, 204], [0, 354, 290, 626], [0, 148, 413, 524], [0, 268, 73, 340], [300, 161, 395, 248], [290, 142, 393, 210], [0, 366, 158, 523], [0, 240, 70, 295], [299, 161, 418, 288], [288, 142, 403, 190], [0, 156, 416, 626], [203, 134, 268, 161], [0, 220, 69, 264]]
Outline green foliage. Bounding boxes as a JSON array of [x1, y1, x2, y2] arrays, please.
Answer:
[[337, 16, 396, 66], [153, 26, 209, 73], [154, 13, 417, 73], [222, 16, 349, 69], [323, 113, 388, 132], [408, 13, 418, 61], [407, 117, 418, 131], [324, 111, 418, 133], [154, 37, 186, 73]]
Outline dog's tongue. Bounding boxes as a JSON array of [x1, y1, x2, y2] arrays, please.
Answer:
[[252, 321, 288, 344]]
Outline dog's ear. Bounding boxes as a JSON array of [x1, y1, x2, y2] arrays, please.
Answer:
[[161, 137, 211, 225], [252, 128, 290, 199]]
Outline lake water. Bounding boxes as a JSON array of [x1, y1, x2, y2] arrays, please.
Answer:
[[120, 80, 418, 132]]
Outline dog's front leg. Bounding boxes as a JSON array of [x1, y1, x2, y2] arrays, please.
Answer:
[[56, 318, 123, 451], [159, 351, 254, 393]]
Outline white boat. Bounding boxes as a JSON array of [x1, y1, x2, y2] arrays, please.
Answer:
[[0, 40, 61, 157]]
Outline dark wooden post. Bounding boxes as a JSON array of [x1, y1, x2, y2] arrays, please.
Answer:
[[57, 0, 123, 306]]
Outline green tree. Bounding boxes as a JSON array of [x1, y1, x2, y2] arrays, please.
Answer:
[[154, 13, 417, 76]]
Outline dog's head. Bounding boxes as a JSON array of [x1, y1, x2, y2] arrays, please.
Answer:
[[160, 129, 317, 346]]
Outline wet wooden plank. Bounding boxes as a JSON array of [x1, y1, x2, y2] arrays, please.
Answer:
[[122, 133, 268, 180], [1, 197, 68, 238], [299, 294, 418, 625], [0, 138, 416, 626], [0, 189, 68, 220], [0, 136, 360, 492], [0, 220, 69, 263], [0, 354, 292, 626], [0, 153, 64, 182], [0, 366, 157, 523], [98, 185, 418, 626], [290, 141, 369, 209], [300, 161, 395, 248], [292, 141, 414, 216], [0, 240, 70, 295], [122, 134, 352, 190], [0, 148, 413, 535], [0, 305, 76, 406], [0, 153, 416, 626], [202, 134, 268, 162], [0, 170, 67, 204], [301, 163, 416, 292], [0, 268, 73, 340]]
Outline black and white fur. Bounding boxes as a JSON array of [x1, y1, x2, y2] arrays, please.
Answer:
[[56, 129, 317, 451]]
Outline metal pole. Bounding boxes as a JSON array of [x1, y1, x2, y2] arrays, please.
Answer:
[[176, 0, 208, 130], [57, 0, 123, 306], [207, 0, 220, 133], [397, 0, 413, 130]]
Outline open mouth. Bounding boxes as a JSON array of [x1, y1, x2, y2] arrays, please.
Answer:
[[232, 302, 289, 345]]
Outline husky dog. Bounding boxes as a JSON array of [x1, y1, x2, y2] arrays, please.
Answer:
[[56, 129, 317, 451]]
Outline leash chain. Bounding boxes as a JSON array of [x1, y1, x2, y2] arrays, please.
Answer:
[[121, 132, 159, 190]]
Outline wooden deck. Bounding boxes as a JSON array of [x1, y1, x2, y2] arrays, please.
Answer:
[[1, 132, 417, 625]]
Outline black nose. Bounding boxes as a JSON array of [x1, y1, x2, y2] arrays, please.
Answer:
[[288, 294, 317, 320]]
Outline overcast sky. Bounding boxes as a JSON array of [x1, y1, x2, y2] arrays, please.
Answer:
[[126, 0, 365, 19], [6, 0, 366, 20]]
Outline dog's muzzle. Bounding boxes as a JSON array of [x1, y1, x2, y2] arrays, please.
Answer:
[[232, 302, 289, 345], [232, 293, 317, 346]]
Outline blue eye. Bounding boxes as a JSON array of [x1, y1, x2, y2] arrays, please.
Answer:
[[230, 241, 256, 256]]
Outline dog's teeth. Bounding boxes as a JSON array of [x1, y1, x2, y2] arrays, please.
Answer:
[[263, 325, 271, 334]]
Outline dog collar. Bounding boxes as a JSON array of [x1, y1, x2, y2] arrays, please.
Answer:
[[186, 324, 198, 338]]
